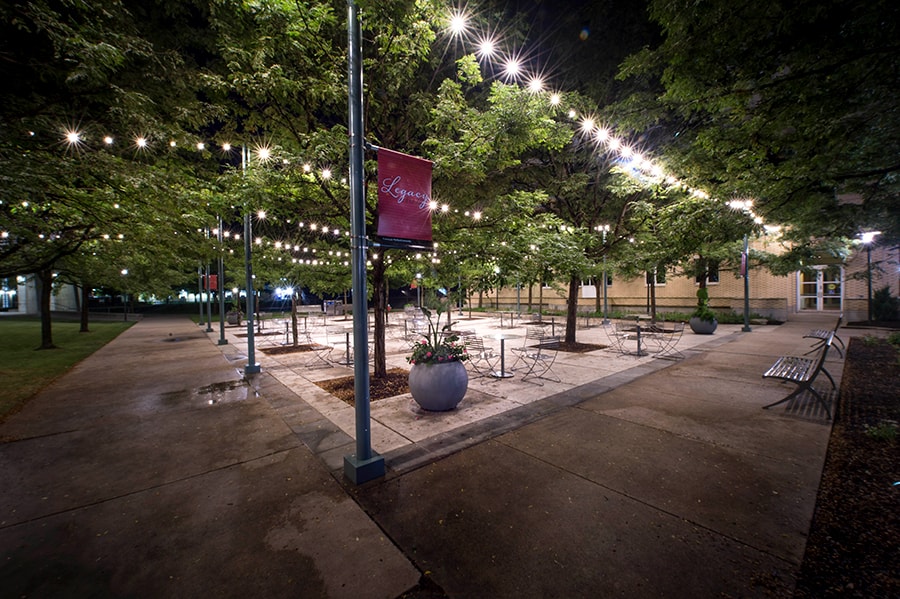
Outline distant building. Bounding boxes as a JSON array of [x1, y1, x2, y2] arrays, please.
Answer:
[[489, 241, 898, 322]]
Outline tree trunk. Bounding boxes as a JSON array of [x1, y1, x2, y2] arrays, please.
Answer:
[[80, 282, 90, 332], [594, 276, 602, 314], [538, 280, 544, 316], [37, 268, 56, 349], [372, 259, 387, 379], [565, 274, 579, 344], [527, 283, 533, 312]]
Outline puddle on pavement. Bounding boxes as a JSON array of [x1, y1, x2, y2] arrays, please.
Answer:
[[158, 380, 252, 407]]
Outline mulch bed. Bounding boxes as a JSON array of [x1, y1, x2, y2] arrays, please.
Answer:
[[259, 344, 322, 356], [557, 341, 606, 353], [315, 368, 410, 407], [794, 335, 899, 598]]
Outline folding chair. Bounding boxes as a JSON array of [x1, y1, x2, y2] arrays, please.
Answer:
[[647, 321, 685, 359], [461, 334, 499, 379], [299, 329, 334, 368], [609, 321, 647, 356], [513, 325, 561, 384]]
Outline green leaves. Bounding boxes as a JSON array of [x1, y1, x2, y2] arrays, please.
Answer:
[[615, 0, 900, 247]]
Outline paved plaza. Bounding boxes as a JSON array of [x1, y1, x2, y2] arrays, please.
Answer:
[[1, 311, 847, 597]]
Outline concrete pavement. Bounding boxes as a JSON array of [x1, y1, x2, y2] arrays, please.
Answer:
[[0, 312, 845, 597]]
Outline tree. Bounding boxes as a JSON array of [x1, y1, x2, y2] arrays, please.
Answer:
[[612, 0, 900, 254], [0, 0, 232, 347]]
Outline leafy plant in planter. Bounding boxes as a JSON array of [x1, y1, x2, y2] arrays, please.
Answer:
[[225, 304, 242, 326], [406, 307, 469, 365], [689, 287, 718, 334], [406, 307, 469, 411]]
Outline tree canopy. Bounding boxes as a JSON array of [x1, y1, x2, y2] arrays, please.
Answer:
[[611, 0, 900, 251]]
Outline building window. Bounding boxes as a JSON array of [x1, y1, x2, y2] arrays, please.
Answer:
[[646, 266, 666, 286], [695, 261, 719, 285]]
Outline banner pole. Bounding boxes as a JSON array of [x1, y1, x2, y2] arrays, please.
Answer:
[[344, 0, 384, 484]]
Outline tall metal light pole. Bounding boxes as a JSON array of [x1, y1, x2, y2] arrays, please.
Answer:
[[243, 146, 260, 375], [861, 231, 881, 321], [741, 234, 751, 332], [197, 265, 205, 326], [217, 216, 228, 346], [598, 225, 610, 324], [205, 226, 214, 333], [343, 0, 384, 484]]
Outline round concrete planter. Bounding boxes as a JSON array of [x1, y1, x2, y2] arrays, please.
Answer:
[[408, 361, 468, 411], [689, 317, 718, 334]]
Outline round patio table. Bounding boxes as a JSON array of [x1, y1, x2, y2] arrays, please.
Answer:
[[490, 332, 522, 378]]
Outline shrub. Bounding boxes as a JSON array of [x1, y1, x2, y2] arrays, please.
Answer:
[[872, 286, 900, 321]]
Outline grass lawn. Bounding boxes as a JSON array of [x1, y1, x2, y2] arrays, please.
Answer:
[[0, 317, 133, 421]]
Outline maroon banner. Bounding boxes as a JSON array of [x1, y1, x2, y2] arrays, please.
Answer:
[[376, 148, 433, 249]]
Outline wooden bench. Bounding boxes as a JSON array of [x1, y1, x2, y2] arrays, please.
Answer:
[[803, 314, 845, 359], [762, 332, 836, 418]]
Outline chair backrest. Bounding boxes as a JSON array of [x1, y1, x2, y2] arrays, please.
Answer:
[[524, 323, 550, 341], [464, 335, 485, 352], [811, 332, 834, 375]]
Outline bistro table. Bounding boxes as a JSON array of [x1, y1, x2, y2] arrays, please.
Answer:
[[327, 325, 354, 365], [615, 321, 649, 356], [490, 332, 522, 378]]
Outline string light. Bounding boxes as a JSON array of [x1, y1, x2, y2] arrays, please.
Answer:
[[23, 6, 773, 264]]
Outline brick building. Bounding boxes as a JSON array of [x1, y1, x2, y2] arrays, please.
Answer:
[[488, 239, 898, 322]]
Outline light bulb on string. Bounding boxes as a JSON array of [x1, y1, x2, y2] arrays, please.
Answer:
[[527, 77, 544, 93], [448, 10, 468, 37], [502, 56, 522, 81], [477, 35, 498, 58]]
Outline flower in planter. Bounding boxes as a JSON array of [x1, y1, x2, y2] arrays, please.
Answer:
[[406, 307, 469, 365]]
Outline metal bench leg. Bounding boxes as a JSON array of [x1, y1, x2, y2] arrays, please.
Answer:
[[806, 386, 833, 420], [820, 367, 836, 389]]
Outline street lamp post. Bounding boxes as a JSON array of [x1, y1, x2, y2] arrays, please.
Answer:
[[121, 269, 128, 322], [343, 0, 384, 485], [860, 231, 881, 321], [217, 217, 228, 346], [416, 273, 422, 308], [242, 146, 260, 375], [741, 234, 751, 332], [197, 265, 205, 326], [598, 225, 610, 324], [205, 257, 214, 333]]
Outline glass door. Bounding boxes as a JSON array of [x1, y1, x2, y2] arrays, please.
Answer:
[[798, 266, 843, 311], [821, 266, 842, 310], [799, 270, 819, 310]]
